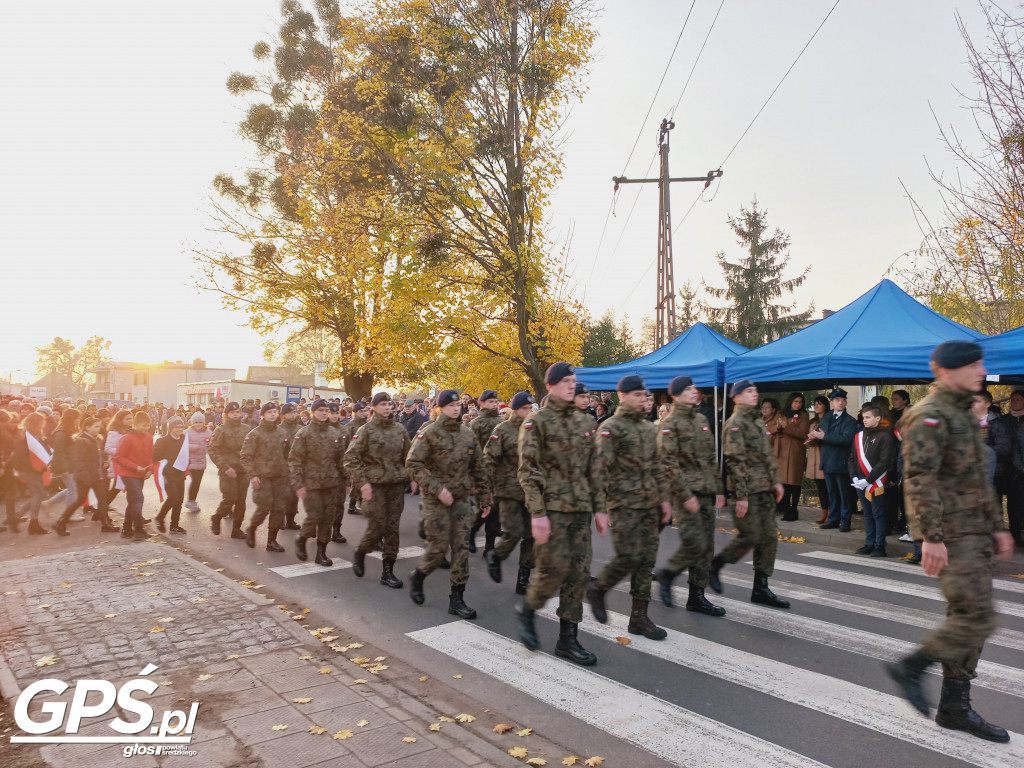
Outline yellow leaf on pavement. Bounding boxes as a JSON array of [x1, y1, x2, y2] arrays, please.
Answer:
[[318, 667, 331, 674], [60, 581, 72, 588], [197, 674, 212, 681], [438, 715, 456, 722], [159, 681, 172, 686], [298, 654, 313, 660], [517, 728, 533, 737], [493, 723, 515, 734], [428, 723, 442, 732], [374, 656, 387, 662], [456, 714, 476, 723], [158, 617, 175, 623], [345, 642, 364, 650], [103, 613, 118, 619], [2, 590, 18, 596], [356, 719, 370, 727], [526, 759, 548, 767], [452, 674, 463, 679], [34, 655, 58, 667], [508, 747, 528, 758], [148, 591, 160, 596], [309, 725, 328, 735], [402, 736, 417, 743], [615, 636, 631, 645], [584, 758, 604, 767], [353, 679, 367, 684], [562, 758, 580, 766], [227, 654, 240, 659], [150, 626, 164, 633], [292, 697, 313, 704], [331, 729, 352, 739], [419, 676, 429, 682], [272, 724, 288, 731]]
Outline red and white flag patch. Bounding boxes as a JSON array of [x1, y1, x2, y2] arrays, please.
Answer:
[[923, 417, 940, 427]]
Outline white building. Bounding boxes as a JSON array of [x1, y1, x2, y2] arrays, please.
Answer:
[[88, 360, 235, 405]]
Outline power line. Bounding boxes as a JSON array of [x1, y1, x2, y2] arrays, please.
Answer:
[[668, 0, 727, 119]]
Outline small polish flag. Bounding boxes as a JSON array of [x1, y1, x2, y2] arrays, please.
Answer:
[[153, 460, 168, 503], [87, 487, 99, 508], [172, 435, 189, 472], [26, 432, 53, 486]]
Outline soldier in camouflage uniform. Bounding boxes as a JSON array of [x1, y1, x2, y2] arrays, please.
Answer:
[[467, 389, 503, 554], [343, 402, 368, 522], [886, 341, 1013, 743], [324, 403, 349, 544], [288, 399, 345, 567], [406, 389, 490, 619], [587, 375, 673, 640], [517, 363, 605, 666], [344, 392, 409, 589], [207, 401, 250, 540], [239, 402, 288, 552], [707, 380, 790, 609], [278, 403, 303, 529], [483, 391, 536, 594], [653, 375, 727, 616]]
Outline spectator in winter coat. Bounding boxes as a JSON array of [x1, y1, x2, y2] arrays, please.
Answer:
[[113, 411, 154, 540], [184, 412, 211, 513], [14, 412, 52, 534], [772, 392, 810, 522], [48, 409, 81, 518], [809, 389, 858, 531], [53, 417, 118, 535], [848, 405, 896, 556]]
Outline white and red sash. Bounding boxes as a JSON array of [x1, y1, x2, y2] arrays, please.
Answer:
[[26, 432, 53, 486], [854, 431, 887, 499]]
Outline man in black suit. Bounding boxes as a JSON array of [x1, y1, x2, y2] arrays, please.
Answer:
[[809, 389, 858, 532]]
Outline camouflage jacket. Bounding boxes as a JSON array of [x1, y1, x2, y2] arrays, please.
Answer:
[[902, 384, 1004, 542], [344, 413, 410, 486], [207, 418, 250, 474], [288, 418, 344, 491], [595, 401, 669, 512], [239, 420, 288, 479], [518, 396, 604, 518], [405, 412, 486, 501], [483, 413, 524, 501], [279, 417, 302, 452], [658, 401, 723, 502], [470, 407, 502, 450], [724, 403, 782, 498]]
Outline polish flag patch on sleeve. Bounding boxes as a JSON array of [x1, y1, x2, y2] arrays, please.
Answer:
[[702, 425, 709, 431], [600, 430, 611, 437], [661, 428, 671, 434], [923, 417, 940, 427], [730, 427, 740, 432], [490, 434, 500, 440], [524, 422, 533, 429]]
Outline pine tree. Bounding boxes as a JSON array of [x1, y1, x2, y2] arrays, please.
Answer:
[[704, 200, 812, 347]]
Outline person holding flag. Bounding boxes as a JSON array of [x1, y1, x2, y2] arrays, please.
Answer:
[[848, 404, 896, 557], [52, 417, 119, 536], [153, 416, 190, 534], [14, 411, 52, 535], [113, 411, 155, 540]]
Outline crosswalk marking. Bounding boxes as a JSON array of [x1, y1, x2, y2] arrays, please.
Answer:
[[799, 551, 1024, 595], [715, 572, 1024, 652], [651, 584, 1024, 699], [407, 622, 830, 768], [267, 547, 425, 578], [762, 559, 1024, 618], [535, 606, 1024, 768], [367, 546, 424, 561]]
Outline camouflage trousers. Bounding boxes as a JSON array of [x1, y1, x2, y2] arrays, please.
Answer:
[[597, 506, 660, 602], [418, 497, 474, 586], [921, 534, 997, 680], [494, 498, 535, 568], [249, 476, 288, 534], [717, 491, 778, 575], [525, 510, 592, 623], [300, 487, 336, 545], [358, 482, 405, 560], [215, 472, 249, 528], [332, 483, 347, 527], [663, 495, 716, 588]]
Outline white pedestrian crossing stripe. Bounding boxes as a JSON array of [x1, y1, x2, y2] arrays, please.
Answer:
[[799, 551, 1024, 595], [268, 547, 425, 577], [761, 559, 1024, 618], [407, 622, 830, 768], [534, 606, 1024, 768]]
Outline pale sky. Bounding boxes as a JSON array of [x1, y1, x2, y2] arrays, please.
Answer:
[[0, 0, 990, 385]]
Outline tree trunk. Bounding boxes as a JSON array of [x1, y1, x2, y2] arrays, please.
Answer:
[[343, 371, 374, 401]]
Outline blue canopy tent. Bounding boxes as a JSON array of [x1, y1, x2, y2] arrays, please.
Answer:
[[723, 279, 987, 390], [980, 326, 1024, 383], [575, 322, 748, 390]]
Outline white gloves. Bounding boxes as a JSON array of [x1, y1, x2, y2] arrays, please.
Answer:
[[851, 477, 869, 491]]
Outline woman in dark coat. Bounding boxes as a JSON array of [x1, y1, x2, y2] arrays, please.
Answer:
[[53, 417, 119, 536], [772, 392, 810, 521]]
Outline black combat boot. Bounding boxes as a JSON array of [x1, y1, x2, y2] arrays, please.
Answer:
[[285, 514, 300, 530], [266, 529, 284, 552], [627, 598, 668, 640], [653, 568, 676, 607], [210, 513, 222, 535], [380, 559, 402, 588], [439, 556, 451, 569], [331, 523, 346, 544], [708, 555, 725, 594], [586, 581, 610, 624], [409, 569, 426, 605], [515, 566, 531, 595], [352, 548, 366, 577], [686, 582, 726, 617], [886, 650, 934, 716], [517, 602, 540, 651], [230, 520, 246, 539], [245, 525, 257, 548], [485, 549, 502, 583], [295, 535, 309, 562], [935, 678, 1009, 742], [555, 619, 597, 666], [750, 571, 790, 609], [466, 526, 478, 553], [448, 585, 477, 619], [314, 542, 333, 566]]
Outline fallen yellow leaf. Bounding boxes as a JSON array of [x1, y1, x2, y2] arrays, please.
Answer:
[[493, 723, 515, 734], [353, 679, 368, 685], [298, 654, 313, 660], [562, 758, 580, 766], [318, 667, 331, 674], [197, 674, 212, 681], [517, 727, 533, 737], [158, 617, 175, 623], [215, 568, 224, 572], [331, 729, 353, 739], [292, 697, 313, 704], [438, 715, 456, 722], [356, 719, 370, 727], [584, 758, 604, 767], [526, 759, 548, 767], [1008, 573, 1024, 579], [374, 656, 387, 662], [456, 714, 476, 723], [3, 590, 19, 595], [419, 676, 429, 682], [39, 604, 51, 609], [34, 655, 58, 667], [136, 572, 154, 577], [346, 642, 364, 649], [227, 654, 240, 659], [428, 723, 442, 732], [60, 581, 72, 588], [150, 626, 165, 633], [159, 681, 172, 686], [148, 591, 160, 596], [272, 724, 288, 731], [309, 725, 328, 735], [350, 656, 371, 665], [615, 636, 631, 645], [193, 597, 208, 602], [402, 736, 417, 743], [509, 747, 528, 758], [303, 608, 311, 614], [452, 674, 463, 679], [321, 636, 339, 643], [103, 613, 118, 619]]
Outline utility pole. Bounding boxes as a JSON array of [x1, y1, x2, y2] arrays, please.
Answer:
[[614, 119, 722, 348]]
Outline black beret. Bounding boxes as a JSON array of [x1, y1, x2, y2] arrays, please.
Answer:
[[480, 389, 499, 402], [729, 379, 756, 398], [310, 398, 329, 411], [260, 402, 279, 415], [510, 391, 535, 410], [828, 388, 849, 400], [371, 392, 392, 406], [931, 340, 983, 369], [668, 375, 694, 396], [617, 375, 645, 393], [437, 389, 460, 407], [328, 402, 340, 413], [351, 402, 366, 412], [279, 403, 297, 415], [224, 401, 241, 413], [574, 382, 590, 396], [545, 361, 575, 386]]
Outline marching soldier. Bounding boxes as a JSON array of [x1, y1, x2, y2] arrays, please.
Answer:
[[653, 375, 727, 616], [406, 389, 489, 619], [345, 392, 409, 588], [707, 380, 789, 609], [887, 341, 1013, 742], [239, 402, 288, 552], [343, 403, 368, 522], [278, 403, 303, 530], [586, 375, 672, 640], [207, 401, 250, 539], [517, 363, 605, 666], [327, 403, 349, 543], [484, 391, 536, 594], [467, 389, 502, 554], [288, 399, 344, 566]]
